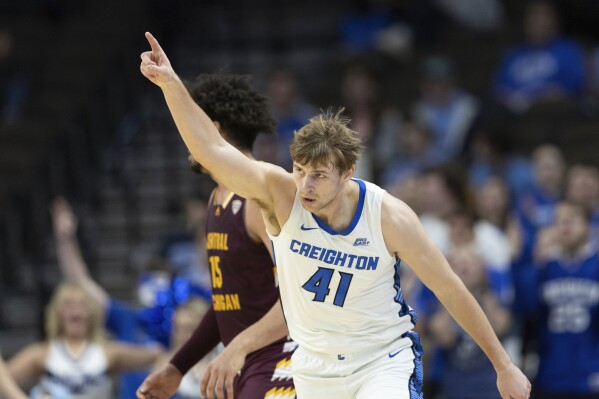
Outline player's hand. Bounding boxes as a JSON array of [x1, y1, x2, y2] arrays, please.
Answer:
[[50, 197, 78, 239], [496, 362, 531, 399], [136, 363, 183, 399], [201, 347, 247, 399], [140, 32, 177, 88]]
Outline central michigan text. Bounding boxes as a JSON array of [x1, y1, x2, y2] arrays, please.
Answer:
[[290, 239, 379, 270]]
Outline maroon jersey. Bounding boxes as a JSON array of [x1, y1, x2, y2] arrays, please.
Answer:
[[173, 189, 296, 398], [206, 191, 280, 346]]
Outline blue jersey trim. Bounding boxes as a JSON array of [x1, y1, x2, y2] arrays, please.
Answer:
[[270, 239, 277, 265], [393, 258, 419, 326], [403, 331, 424, 399], [311, 179, 366, 236]]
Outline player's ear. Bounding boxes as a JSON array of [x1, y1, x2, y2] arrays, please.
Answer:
[[343, 165, 355, 181]]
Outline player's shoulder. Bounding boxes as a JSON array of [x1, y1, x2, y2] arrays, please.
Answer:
[[261, 161, 293, 183], [259, 161, 296, 202], [381, 193, 420, 231], [381, 192, 415, 218]]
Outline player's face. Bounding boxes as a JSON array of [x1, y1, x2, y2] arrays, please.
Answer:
[[292, 161, 345, 213], [172, 309, 199, 349], [555, 204, 588, 251], [58, 290, 92, 339]]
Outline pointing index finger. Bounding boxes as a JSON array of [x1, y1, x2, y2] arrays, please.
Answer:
[[145, 32, 163, 54]]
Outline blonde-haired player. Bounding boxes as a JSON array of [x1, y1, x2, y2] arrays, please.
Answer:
[[139, 32, 531, 399]]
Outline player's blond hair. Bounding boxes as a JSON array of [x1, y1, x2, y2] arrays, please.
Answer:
[[45, 283, 105, 342], [290, 109, 363, 173]]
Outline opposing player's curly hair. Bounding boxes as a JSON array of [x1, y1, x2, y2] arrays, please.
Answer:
[[186, 73, 275, 150]]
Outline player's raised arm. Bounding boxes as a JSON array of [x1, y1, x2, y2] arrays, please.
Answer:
[[140, 32, 281, 206], [382, 195, 531, 399]]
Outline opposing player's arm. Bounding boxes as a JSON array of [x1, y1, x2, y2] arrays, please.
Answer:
[[198, 198, 290, 399], [382, 195, 530, 399], [201, 300, 288, 399], [105, 342, 164, 372], [243, 197, 290, 346], [140, 32, 292, 209], [7, 343, 46, 387]]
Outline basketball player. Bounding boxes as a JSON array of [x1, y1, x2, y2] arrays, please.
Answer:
[[8, 283, 163, 398], [137, 73, 295, 399], [139, 32, 531, 398], [0, 355, 27, 399]]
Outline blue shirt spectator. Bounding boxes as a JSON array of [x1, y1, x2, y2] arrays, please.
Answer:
[[493, 1, 586, 113], [521, 202, 599, 397], [414, 56, 479, 160]]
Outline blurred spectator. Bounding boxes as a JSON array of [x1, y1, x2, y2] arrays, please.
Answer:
[[419, 165, 471, 247], [565, 165, 599, 243], [475, 176, 511, 230], [467, 128, 533, 196], [384, 169, 423, 214], [592, 47, 599, 101], [340, 63, 403, 181], [493, 1, 586, 113], [50, 198, 208, 399], [417, 168, 512, 311], [381, 121, 444, 188], [0, 354, 27, 399], [513, 145, 566, 264], [7, 283, 162, 398], [0, 25, 28, 124], [475, 176, 522, 260], [341, 0, 413, 59], [511, 145, 566, 367], [413, 56, 479, 161], [435, 0, 505, 32], [152, 298, 220, 399], [429, 247, 511, 399], [414, 168, 513, 396], [522, 202, 599, 398], [253, 131, 279, 165], [266, 69, 317, 170], [448, 208, 513, 302], [159, 197, 211, 291]]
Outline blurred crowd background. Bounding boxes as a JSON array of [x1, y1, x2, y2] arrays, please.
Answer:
[[1, 0, 599, 398]]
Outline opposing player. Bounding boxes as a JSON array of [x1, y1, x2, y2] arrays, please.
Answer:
[[137, 73, 295, 399], [140, 32, 531, 399]]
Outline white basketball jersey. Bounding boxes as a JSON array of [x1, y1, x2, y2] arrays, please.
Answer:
[[269, 179, 416, 355], [38, 340, 112, 399]]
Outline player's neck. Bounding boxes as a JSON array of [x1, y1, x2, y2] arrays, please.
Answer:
[[313, 180, 359, 231]]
